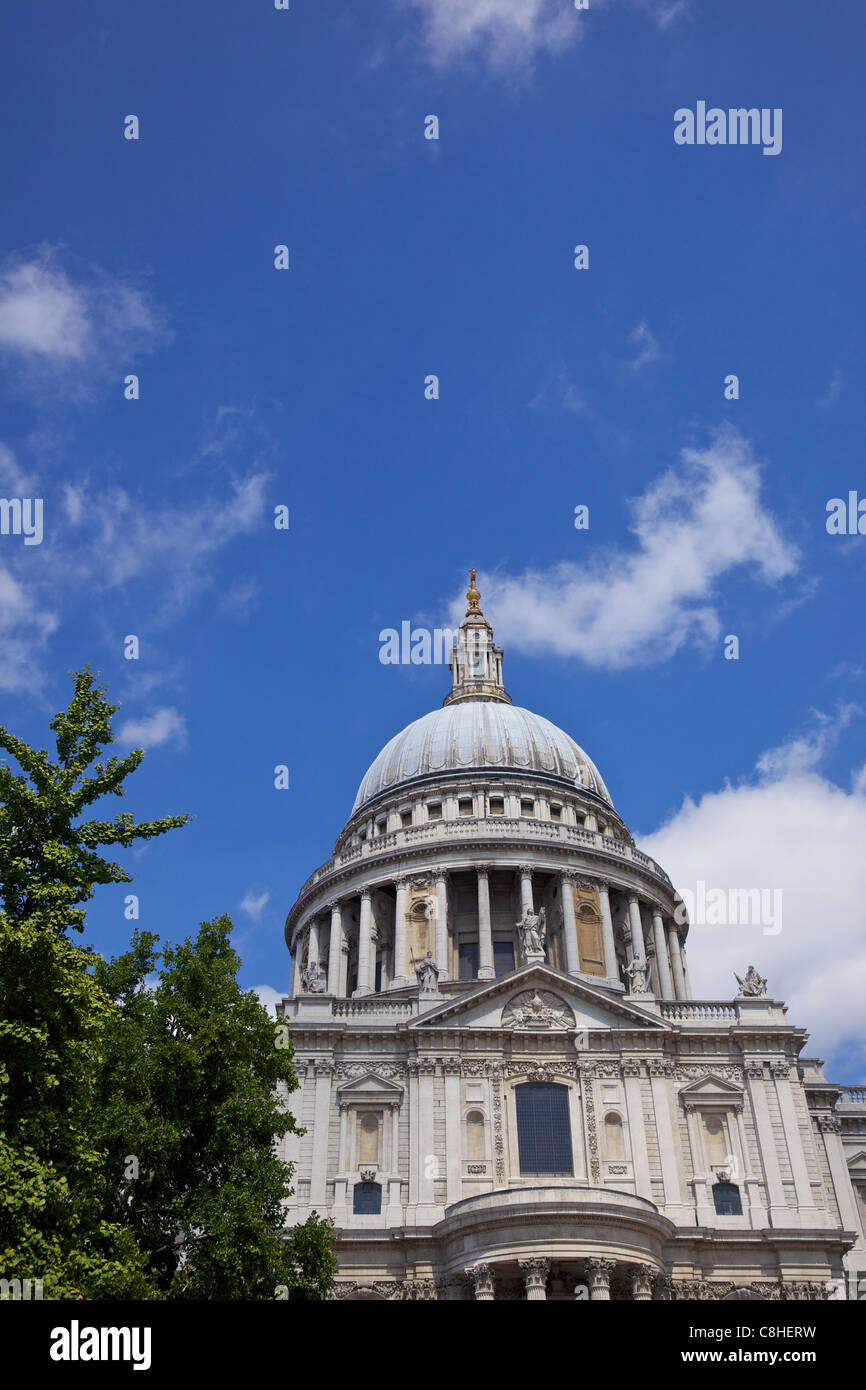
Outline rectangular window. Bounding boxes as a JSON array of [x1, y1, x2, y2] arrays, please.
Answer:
[[353, 1181, 382, 1215], [493, 940, 514, 976], [489, 797, 505, 815], [549, 805, 562, 821], [458, 941, 479, 980], [515, 1082, 573, 1175], [400, 810, 412, 828], [520, 799, 534, 817], [458, 798, 473, 817], [375, 819, 386, 836], [427, 802, 442, 820]]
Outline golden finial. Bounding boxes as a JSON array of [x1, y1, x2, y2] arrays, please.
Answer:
[[466, 568, 482, 616]]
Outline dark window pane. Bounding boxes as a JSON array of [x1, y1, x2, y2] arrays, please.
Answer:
[[493, 940, 514, 976], [515, 1083, 573, 1175], [712, 1182, 742, 1216], [353, 1181, 382, 1215], [374, 958, 382, 992], [458, 942, 479, 981]]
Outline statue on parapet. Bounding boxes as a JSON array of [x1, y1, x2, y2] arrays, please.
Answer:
[[735, 965, 768, 998], [302, 961, 327, 993]]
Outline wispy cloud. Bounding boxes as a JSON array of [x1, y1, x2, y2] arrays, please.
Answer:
[[627, 319, 663, 372], [450, 428, 799, 669], [400, 0, 584, 71], [755, 705, 861, 781], [239, 889, 271, 921], [0, 246, 167, 399], [116, 706, 187, 751]]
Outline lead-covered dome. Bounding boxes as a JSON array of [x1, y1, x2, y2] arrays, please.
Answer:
[[352, 701, 613, 813]]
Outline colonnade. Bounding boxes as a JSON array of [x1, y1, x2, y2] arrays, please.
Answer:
[[292, 865, 692, 1001], [464, 1257, 657, 1300]]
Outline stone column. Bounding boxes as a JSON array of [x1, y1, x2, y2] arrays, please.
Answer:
[[586, 1258, 616, 1301], [290, 934, 304, 997], [477, 867, 494, 979], [434, 869, 450, 980], [308, 919, 321, 971], [392, 878, 409, 986], [309, 1060, 334, 1209], [628, 1264, 654, 1301], [770, 1061, 818, 1219], [466, 1263, 495, 1301], [628, 894, 647, 968], [817, 1114, 862, 1239], [327, 901, 343, 995], [651, 908, 674, 1000], [598, 880, 619, 985], [744, 1060, 788, 1224], [354, 891, 374, 996], [519, 865, 534, 915], [560, 872, 581, 977], [666, 922, 687, 999], [519, 1257, 550, 1301]]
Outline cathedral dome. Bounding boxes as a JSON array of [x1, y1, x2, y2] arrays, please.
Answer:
[[351, 701, 613, 814]]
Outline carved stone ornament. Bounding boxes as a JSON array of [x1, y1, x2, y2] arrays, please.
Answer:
[[502, 990, 575, 1031], [359, 1166, 377, 1182], [735, 965, 768, 998]]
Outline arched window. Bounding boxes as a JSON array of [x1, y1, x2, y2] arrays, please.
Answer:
[[515, 1082, 573, 1176], [357, 1112, 380, 1165], [712, 1182, 742, 1216], [702, 1113, 728, 1166], [466, 1110, 485, 1160], [353, 1181, 382, 1215], [604, 1112, 625, 1161]]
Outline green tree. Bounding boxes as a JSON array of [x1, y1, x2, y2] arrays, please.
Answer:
[[93, 917, 336, 1300], [0, 667, 188, 1297]]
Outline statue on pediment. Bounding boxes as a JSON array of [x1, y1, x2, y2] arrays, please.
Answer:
[[624, 956, 650, 995], [517, 906, 547, 961], [414, 950, 440, 993]]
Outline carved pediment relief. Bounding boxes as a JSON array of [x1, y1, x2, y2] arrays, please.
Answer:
[[501, 990, 575, 1031], [679, 1073, 744, 1109], [336, 1071, 404, 1106]]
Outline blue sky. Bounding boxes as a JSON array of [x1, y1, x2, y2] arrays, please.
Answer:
[[0, 1, 864, 1079]]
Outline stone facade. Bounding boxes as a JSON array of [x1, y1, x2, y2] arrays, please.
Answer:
[[278, 576, 866, 1300]]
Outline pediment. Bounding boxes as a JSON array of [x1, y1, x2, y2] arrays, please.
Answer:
[[679, 1074, 745, 1107], [409, 964, 671, 1032], [847, 1150, 866, 1174], [335, 1071, 404, 1101]]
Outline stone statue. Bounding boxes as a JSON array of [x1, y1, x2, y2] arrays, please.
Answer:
[[302, 961, 327, 993], [735, 965, 768, 998], [517, 906, 547, 960], [624, 956, 650, 995], [415, 950, 440, 993]]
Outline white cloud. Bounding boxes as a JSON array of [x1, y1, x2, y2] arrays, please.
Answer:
[[400, 0, 685, 69], [401, 0, 583, 70], [240, 889, 271, 921], [116, 706, 187, 751], [642, 713, 866, 1081], [0, 247, 166, 396], [627, 319, 663, 372], [457, 428, 799, 668], [251, 984, 283, 1018], [755, 705, 860, 780], [0, 564, 58, 695]]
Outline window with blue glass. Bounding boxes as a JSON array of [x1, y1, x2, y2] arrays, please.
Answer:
[[712, 1182, 742, 1216], [515, 1082, 573, 1175], [353, 1181, 382, 1215]]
